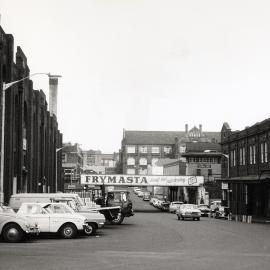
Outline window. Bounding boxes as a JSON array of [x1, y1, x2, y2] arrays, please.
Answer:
[[196, 169, 201, 176], [208, 169, 212, 176], [139, 146, 147, 153], [139, 157, 147, 166], [126, 146, 136, 154], [179, 145, 186, 153], [127, 168, 135, 175], [260, 142, 268, 163], [127, 157, 135, 165], [139, 168, 147, 175], [239, 147, 246, 166], [164, 146, 172, 154], [151, 146, 160, 154], [249, 145, 256, 164], [230, 150, 236, 167]]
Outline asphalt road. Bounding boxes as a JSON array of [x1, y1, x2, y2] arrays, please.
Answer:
[[1, 194, 270, 270]]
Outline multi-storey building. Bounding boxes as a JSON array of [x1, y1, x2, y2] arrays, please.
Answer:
[[62, 143, 83, 186], [82, 150, 119, 174], [0, 26, 62, 203], [119, 124, 220, 175], [162, 142, 222, 204], [221, 120, 270, 220]]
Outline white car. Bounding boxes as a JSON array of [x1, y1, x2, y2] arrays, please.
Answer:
[[176, 204, 201, 221], [0, 205, 39, 242], [169, 201, 183, 213], [17, 203, 89, 239]]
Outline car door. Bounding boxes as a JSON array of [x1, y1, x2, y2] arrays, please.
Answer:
[[48, 204, 68, 232], [24, 206, 50, 232]]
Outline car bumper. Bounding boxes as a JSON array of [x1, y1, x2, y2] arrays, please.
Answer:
[[26, 226, 40, 235]]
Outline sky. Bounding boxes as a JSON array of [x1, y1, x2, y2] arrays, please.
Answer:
[[1, 0, 270, 153]]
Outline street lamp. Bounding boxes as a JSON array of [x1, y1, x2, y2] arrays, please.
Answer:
[[0, 72, 57, 203], [55, 147, 63, 192]]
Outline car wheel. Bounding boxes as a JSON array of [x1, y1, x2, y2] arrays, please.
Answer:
[[177, 215, 180, 220], [181, 215, 184, 220], [60, 223, 77, 239], [84, 223, 96, 236], [2, 223, 24, 243], [110, 213, 124, 225]]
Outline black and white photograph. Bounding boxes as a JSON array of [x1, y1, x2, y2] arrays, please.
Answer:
[[1, 1, 270, 269]]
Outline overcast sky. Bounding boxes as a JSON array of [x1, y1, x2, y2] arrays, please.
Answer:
[[1, 0, 270, 152]]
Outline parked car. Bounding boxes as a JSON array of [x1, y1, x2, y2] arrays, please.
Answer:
[[176, 204, 201, 221], [137, 191, 144, 198], [198, 204, 211, 217], [0, 205, 39, 243], [51, 198, 105, 235], [169, 201, 183, 213], [143, 192, 151, 201], [17, 203, 89, 239]]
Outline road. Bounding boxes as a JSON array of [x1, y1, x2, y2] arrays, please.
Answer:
[[1, 193, 270, 270]]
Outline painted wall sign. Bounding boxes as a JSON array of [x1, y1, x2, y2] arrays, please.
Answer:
[[81, 174, 204, 186]]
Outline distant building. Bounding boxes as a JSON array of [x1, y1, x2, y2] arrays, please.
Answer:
[[119, 124, 220, 175], [62, 143, 83, 186], [221, 120, 270, 220], [82, 150, 119, 174]]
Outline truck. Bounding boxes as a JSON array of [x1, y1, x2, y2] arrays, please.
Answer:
[[104, 190, 134, 225]]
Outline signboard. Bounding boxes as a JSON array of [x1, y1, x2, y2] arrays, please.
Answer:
[[81, 174, 204, 187]]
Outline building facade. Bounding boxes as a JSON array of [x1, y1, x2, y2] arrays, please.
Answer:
[[221, 120, 270, 220], [119, 124, 220, 175], [62, 143, 83, 186], [0, 26, 62, 203]]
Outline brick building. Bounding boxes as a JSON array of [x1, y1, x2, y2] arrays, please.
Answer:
[[0, 26, 62, 203], [119, 124, 220, 175], [221, 120, 270, 220]]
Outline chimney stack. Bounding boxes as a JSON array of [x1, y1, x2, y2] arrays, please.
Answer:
[[49, 75, 61, 117], [185, 124, 188, 134]]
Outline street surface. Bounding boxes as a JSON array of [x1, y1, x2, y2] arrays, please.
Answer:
[[1, 192, 270, 270]]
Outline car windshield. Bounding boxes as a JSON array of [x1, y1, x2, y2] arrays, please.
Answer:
[[19, 204, 48, 214], [45, 204, 75, 214], [182, 204, 198, 210]]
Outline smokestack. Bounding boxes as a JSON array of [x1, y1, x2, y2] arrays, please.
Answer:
[[49, 75, 61, 117], [185, 124, 188, 134]]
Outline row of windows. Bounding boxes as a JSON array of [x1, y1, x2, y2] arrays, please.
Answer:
[[187, 157, 220, 163], [229, 142, 268, 167], [126, 145, 173, 154], [127, 168, 147, 175], [127, 157, 159, 166]]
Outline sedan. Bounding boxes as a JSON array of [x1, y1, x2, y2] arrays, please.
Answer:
[[0, 205, 39, 242], [17, 203, 89, 239], [198, 204, 211, 217], [176, 204, 201, 221], [169, 201, 183, 213]]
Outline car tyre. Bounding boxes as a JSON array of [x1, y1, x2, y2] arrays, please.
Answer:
[[177, 215, 180, 220], [84, 223, 96, 236], [60, 223, 77, 239], [181, 215, 184, 220], [110, 213, 124, 225], [2, 223, 24, 243]]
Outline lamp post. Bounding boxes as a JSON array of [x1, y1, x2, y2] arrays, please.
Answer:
[[0, 73, 55, 204], [55, 147, 63, 192]]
